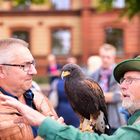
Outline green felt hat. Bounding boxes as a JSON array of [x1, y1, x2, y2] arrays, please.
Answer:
[[114, 56, 140, 83]]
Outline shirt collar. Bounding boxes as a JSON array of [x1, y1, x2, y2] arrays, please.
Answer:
[[127, 110, 140, 125], [0, 87, 34, 102], [0, 87, 18, 100]]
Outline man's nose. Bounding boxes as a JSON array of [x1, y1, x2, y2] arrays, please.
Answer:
[[120, 81, 127, 90], [28, 64, 37, 75]]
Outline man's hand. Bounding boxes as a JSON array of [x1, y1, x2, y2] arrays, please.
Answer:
[[0, 94, 64, 126], [0, 94, 46, 126]]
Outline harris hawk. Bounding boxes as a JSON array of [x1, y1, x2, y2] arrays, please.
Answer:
[[61, 63, 110, 134]]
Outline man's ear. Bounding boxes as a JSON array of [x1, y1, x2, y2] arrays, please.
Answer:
[[0, 65, 5, 78]]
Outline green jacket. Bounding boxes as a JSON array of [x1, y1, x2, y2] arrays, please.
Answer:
[[38, 111, 140, 140]]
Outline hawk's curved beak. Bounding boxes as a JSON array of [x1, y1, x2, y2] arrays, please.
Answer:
[[61, 71, 70, 79]]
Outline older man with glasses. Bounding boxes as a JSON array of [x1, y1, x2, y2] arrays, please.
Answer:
[[1, 55, 140, 139], [0, 38, 58, 140]]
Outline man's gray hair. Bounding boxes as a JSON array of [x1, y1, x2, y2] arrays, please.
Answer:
[[0, 38, 29, 64]]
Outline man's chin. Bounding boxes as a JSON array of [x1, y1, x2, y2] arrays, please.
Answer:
[[24, 84, 32, 91], [122, 100, 136, 114], [122, 100, 132, 111]]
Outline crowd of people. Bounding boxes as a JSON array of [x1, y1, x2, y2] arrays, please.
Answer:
[[0, 37, 140, 140]]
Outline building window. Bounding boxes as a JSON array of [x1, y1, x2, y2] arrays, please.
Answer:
[[12, 30, 30, 44], [113, 0, 125, 8], [51, 29, 71, 56], [105, 28, 124, 55], [51, 0, 71, 10]]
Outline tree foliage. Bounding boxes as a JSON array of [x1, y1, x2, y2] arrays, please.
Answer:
[[12, 0, 50, 6], [97, 0, 140, 19], [6, 0, 140, 18]]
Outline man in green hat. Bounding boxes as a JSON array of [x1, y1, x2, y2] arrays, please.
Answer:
[[1, 57, 140, 140]]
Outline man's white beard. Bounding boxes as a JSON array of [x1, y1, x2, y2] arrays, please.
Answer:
[[122, 98, 140, 114]]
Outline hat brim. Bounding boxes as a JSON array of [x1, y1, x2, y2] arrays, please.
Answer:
[[114, 59, 140, 83]]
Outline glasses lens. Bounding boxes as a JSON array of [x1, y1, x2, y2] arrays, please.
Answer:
[[120, 77, 134, 85], [23, 65, 29, 72], [23, 61, 36, 72]]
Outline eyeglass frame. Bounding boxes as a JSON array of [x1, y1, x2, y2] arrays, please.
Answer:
[[119, 77, 140, 85], [0, 60, 36, 72]]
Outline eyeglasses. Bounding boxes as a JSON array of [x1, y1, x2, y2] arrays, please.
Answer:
[[1, 60, 36, 72], [120, 77, 140, 85]]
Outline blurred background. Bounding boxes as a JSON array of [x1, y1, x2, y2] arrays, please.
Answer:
[[0, 0, 140, 89]]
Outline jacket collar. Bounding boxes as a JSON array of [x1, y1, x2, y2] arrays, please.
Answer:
[[128, 110, 140, 125]]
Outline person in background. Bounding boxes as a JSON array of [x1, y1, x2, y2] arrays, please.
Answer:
[[49, 56, 80, 127], [86, 55, 102, 76], [91, 44, 126, 134], [46, 54, 62, 84], [0, 38, 58, 140], [1, 56, 140, 140], [66, 56, 77, 64]]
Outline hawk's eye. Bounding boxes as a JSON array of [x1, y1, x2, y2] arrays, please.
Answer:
[[71, 67, 76, 71], [67, 70, 72, 73]]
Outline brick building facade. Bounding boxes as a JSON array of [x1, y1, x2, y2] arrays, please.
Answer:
[[0, 0, 140, 76]]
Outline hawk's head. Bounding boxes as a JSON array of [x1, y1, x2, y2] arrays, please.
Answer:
[[61, 63, 84, 80]]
